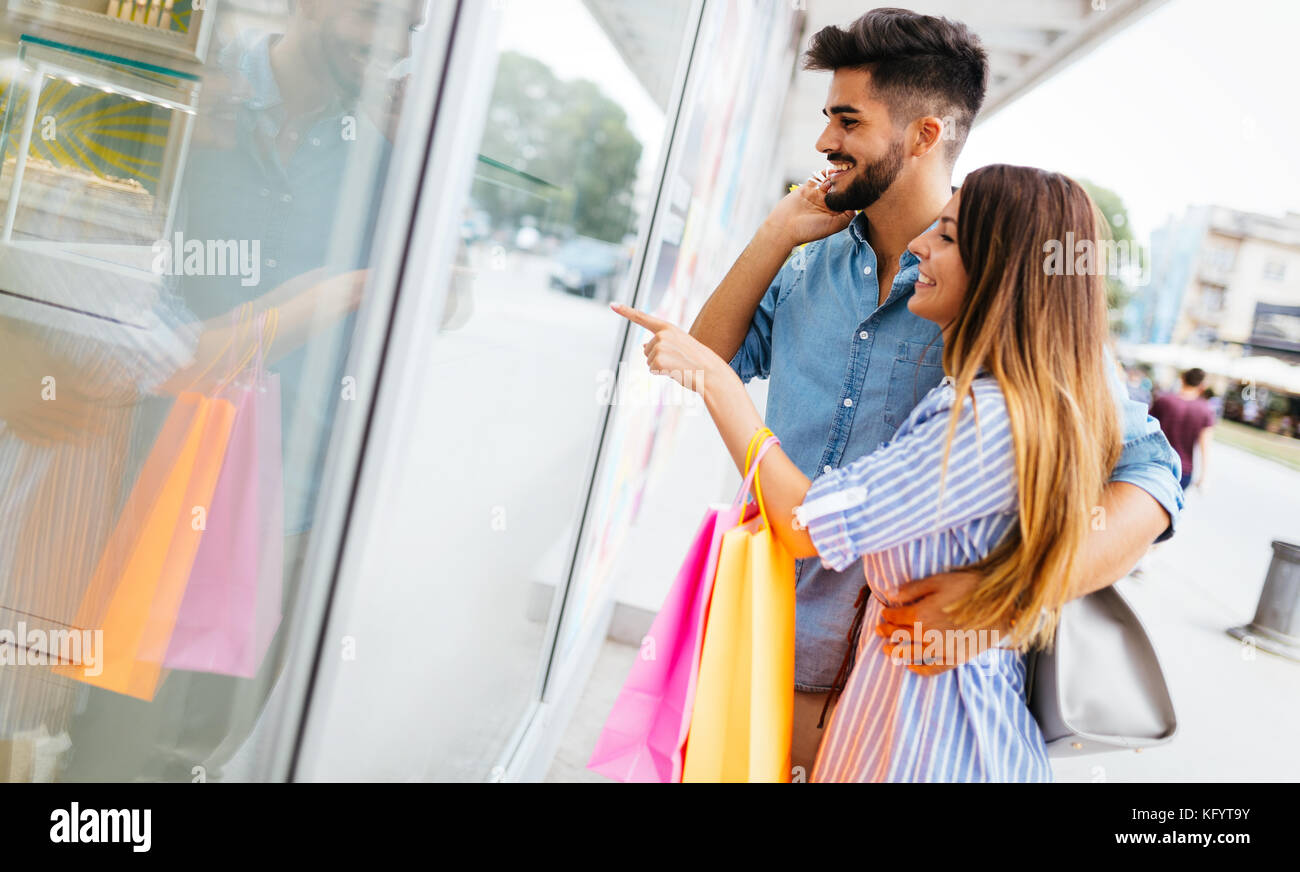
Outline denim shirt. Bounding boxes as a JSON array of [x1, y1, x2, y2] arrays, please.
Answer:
[[729, 211, 1184, 691]]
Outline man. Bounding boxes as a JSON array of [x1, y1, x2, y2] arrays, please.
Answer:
[[688, 8, 1184, 776], [1150, 368, 1216, 492]]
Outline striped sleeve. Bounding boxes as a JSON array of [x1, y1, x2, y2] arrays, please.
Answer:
[[797, 381, 1018, 572]]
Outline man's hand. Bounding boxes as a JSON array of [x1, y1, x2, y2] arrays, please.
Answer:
[[763, 173, 856, 248], [875, 571, 1012, 676], [303, 268, 369, 321]]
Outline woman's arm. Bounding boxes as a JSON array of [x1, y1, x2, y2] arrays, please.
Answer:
[[153, 268, 368, 396], [612, 303, 818, 559], [612, 305, 1018, 577]]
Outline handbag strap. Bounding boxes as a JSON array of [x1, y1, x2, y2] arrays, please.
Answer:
[[1023, 647, 1039, 702], [819, 582, 872, 729]]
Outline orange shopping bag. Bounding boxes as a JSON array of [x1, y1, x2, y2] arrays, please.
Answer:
[[682, 429, 796, 782], [54, 307, 264, 699]]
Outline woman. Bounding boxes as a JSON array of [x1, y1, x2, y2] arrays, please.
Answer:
[[612, 164, 1122, 782]]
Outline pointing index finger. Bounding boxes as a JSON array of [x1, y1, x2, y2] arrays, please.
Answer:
[[610, 301, 670, 333]]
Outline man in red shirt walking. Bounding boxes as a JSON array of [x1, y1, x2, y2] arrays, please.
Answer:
[[1150, 368, 1217, 493]]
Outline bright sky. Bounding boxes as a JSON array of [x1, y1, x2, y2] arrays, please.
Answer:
[[956, 0, 1300, 239]]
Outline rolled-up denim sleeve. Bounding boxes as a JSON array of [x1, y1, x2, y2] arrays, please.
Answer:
[[1104, 348, 1184, 543], [727, 256, 791, 383]]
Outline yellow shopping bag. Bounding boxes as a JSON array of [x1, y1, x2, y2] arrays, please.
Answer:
[[682, 429, 795, 782]]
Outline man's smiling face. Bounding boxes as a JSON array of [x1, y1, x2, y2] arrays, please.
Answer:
[[814, 67, 907, 212]]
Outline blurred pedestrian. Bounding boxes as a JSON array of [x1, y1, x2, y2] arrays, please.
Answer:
[[1150, 368, 1216, 494], [1126, 366, 1152, 407]]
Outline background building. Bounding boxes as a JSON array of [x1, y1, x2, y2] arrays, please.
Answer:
[[1133, 205, 1300, 361]]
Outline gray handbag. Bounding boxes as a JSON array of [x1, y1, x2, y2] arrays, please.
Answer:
[[1024, 584, 1178, 756]]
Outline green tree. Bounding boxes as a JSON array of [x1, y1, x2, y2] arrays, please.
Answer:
[[475, 52, 642, 243], [1078, 178, 1143, 335]]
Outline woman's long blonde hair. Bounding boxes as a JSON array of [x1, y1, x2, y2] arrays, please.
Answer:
[[937, 164, 1122, 652]]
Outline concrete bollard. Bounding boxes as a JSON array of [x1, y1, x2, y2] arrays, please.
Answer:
[[1228, 540, 1300, 662]]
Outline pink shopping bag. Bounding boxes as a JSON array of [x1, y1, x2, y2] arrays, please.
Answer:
[[162, 311, 284, 678], [586, 437, 777, 782]]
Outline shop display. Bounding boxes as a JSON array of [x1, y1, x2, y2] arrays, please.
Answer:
[[0, 155, 156, 243], [0, 34, 198, 327], [5, 0, 213, 61], [105, 0, 176, 29]]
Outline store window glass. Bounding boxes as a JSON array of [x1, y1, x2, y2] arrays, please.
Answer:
[[301, 0, 694, 780], [550, 0, 803, 676], [0, 0, 434, 781]]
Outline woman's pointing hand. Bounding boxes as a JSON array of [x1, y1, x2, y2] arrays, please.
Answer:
[[610, 302, 731, 394]]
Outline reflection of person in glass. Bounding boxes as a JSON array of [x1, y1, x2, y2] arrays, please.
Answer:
[[55, 0, 429, 782]]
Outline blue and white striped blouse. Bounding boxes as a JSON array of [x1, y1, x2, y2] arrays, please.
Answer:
[[795, 372, 1051, 782]]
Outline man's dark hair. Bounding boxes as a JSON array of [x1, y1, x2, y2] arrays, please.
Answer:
[[803, 7, 988, 164], [1182, 368, 1207, 388]]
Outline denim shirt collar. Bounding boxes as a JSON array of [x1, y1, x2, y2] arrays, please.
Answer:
[[848, 210, 869, 245], [222, 30, 350, 178], [224, 30, 349, 122], [220, 30, 283, 111], [846, 210, 929, 274]]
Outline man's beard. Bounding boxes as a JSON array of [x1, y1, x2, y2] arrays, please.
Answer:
[[824, 137, 906, 212]]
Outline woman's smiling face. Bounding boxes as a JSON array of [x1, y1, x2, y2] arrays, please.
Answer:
[[906, 191, 968, 331]]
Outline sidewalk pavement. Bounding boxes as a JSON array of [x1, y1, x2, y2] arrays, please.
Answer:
[[1052, 438, 1300, 782], [548, 439, 1300, 783]]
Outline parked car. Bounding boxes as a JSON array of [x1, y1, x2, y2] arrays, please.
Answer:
[[460, 209, 491, 243], [549, 235, 626, 302]]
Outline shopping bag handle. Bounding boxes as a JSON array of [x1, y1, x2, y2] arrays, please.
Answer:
[[209, 306, 281, 394], [731, 428, 779, 531], [733, 427, 770, 507], [243, 307, 280, 385], [183, 302, 254, 392]]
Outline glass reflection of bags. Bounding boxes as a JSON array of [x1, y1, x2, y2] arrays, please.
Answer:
[[681, 428, 796, 783], [53, 305, 280, 700], [164, 307, 284, 679]]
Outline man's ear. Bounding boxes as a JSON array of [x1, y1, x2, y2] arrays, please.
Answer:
[[911, 116, 946, 159]]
